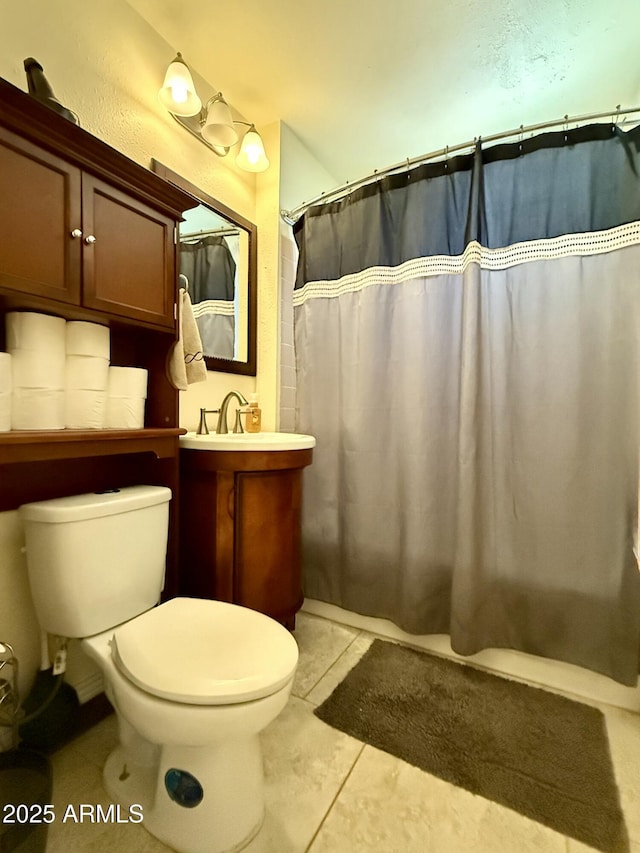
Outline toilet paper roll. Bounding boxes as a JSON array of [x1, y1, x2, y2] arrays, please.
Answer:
[[65, 390, 106, 429], [65, 355, 109, 390], [0, 353, 12, 394], [66, 321, 110, 358], [11, 348, 66, 389], [107, 367, 148, 400], [0, 392, 10, 432], [104, 396, 145, 429], [11, 388, 65, 430], [6, 312, 66, 354]]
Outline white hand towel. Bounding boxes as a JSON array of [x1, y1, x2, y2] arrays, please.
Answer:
[[167, 287, 207, 390]]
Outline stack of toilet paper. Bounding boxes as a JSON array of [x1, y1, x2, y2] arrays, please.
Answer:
[[7, 312, 66, 429], [0, 352, 11, 432], [3, 312, 149, 432], [65, 321, 110, 428], [105, 367, 148, 429]]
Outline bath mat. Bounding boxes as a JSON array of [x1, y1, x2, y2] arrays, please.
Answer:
[[314, 640, 628, 852]]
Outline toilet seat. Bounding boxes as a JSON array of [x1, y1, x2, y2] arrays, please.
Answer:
[[111, 597, 299, 705]]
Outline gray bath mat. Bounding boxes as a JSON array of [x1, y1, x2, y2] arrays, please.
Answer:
[[314, 640, 628, 852]]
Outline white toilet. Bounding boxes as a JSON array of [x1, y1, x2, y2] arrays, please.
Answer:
[[19, 485, 299, 853]]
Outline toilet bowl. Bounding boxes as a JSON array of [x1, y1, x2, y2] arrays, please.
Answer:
[[19, 487, 298, 853]]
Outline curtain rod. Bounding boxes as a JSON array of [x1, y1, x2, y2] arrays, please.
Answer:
[[180, 226, 239, 239], [281, 104, 640, 225]]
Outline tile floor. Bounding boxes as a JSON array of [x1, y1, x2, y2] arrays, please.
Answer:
[[45, 612, 640, 853]]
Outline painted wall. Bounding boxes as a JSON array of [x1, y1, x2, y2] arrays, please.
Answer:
[[280, 123, 338, 214], [0, 0, 276, 700]]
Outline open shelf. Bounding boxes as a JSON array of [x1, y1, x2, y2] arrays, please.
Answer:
[[0, 427, 186, 465]]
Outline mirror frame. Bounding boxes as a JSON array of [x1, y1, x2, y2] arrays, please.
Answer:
[[152, 160, 257, 376]]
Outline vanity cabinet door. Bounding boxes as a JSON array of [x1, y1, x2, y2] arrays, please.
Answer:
[[234, 469, 304, 628], [0, 125, 82, 303], [81, 175, 176, 329]]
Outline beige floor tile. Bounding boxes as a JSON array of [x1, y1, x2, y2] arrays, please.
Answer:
[[48, 745, 117, 852], [47, 819, 172, 853], [291, 612, 360, 698], [308, 745, 567, 853], [565, 841, 603, 852], [244, 695, 363, 852], [50, 743, 108, 811], [305, 632, 375, 707], [69, 712, 118, 768]]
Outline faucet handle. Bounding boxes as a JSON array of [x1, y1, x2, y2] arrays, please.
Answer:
[[233, 408, 246, 434], [197, 408, 209, 436], [196, 407, 220, 436]]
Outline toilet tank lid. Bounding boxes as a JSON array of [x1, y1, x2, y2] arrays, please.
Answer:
[[19, 485, 172, 523]]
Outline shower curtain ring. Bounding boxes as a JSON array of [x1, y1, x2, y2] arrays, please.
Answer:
[[612, 105, 621, 131]]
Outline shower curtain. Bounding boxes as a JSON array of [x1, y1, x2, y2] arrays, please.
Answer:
[[180, 235, 237, 360], [293, 124, 640, 685]]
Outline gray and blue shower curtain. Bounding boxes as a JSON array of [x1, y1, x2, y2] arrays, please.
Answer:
[[293, 124, 640, 685], [180, 235, 237, 360]]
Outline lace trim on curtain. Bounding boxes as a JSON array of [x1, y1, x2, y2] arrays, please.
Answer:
[[293, 220, 640, 306], [191, 299, 235, 316]]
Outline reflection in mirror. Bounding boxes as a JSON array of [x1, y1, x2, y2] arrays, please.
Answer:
[[180, 205, 250, 362], [152, 160, 257, 376]]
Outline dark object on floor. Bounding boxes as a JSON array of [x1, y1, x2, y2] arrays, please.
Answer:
[[19, 670, 79, 752], [314, 639, 628, 853], [23, 57, 78, 124], [0, 748, 52, 852]]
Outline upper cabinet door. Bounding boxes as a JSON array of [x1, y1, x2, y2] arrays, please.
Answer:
[[81, 175, 176, 329], [0, 126, 82, 303]]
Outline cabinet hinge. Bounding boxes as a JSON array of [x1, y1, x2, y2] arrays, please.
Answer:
[[174, 302, 177, 321], [174, 225, 178, 245]]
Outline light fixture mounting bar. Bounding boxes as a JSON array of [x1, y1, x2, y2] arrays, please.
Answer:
[[170, 112, 229, 157]]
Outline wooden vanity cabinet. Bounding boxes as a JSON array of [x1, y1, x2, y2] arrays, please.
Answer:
[[180, 448, 314, 629]]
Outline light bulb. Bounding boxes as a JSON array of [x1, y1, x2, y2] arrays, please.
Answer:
[[236, 126, 270, 172], [201, 94, 239, 148], [158, 53, 202, 117]]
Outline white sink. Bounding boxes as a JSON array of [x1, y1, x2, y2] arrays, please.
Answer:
[[179, 431, 316, 452]]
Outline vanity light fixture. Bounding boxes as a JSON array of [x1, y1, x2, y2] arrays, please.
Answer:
[[159, 52, 270, 173]]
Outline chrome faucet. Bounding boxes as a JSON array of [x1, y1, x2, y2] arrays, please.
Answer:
[[196, 408, 220, 435], [216, 391, 249, 434]]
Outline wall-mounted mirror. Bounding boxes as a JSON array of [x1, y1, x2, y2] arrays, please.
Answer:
[[152, 160, 257, 375]]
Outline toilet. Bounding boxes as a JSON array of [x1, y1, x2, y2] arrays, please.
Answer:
[[19, 485, 299, 853]]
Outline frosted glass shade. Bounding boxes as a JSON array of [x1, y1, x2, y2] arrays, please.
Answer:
[[158, 54, 202, 117], [236, 126, 270, 172], [201, 95, 239, 148]]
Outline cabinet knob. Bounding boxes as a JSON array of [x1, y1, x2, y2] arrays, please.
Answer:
[[84, 235, 97, 245], [70, 228, 83, 239]]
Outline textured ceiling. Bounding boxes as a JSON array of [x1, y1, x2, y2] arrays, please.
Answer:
[[128, 0, 639, 189]]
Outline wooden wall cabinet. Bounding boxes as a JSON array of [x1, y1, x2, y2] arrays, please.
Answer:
[[180, 448, 314, 629], [0, 126, 176, 329], [0, 76, 197, 597]]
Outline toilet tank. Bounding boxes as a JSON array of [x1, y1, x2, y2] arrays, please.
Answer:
[[19, 485, 171, 638]]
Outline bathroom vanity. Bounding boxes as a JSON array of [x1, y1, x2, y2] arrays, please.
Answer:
[[179, 434, 314, 629]]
